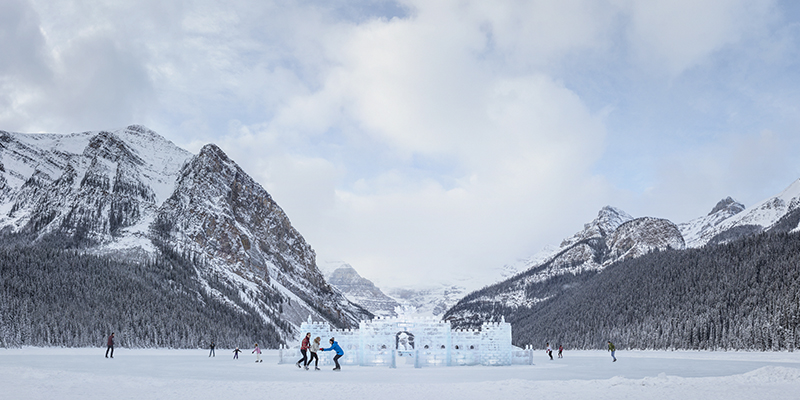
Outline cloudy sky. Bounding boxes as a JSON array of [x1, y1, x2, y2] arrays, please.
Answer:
[[2, 0, 800, 288]]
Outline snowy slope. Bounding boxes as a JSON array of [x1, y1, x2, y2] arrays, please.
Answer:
[[0, 125, 192, 252], [680, 179, 800, 247], [445, 206, 685, 321], [678, 197, 746, 248]]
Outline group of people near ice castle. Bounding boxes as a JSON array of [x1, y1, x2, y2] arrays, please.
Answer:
[[294, 332, 344, 371], [203, 335, 342, 367]]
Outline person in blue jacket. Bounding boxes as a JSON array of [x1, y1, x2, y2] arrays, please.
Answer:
[[320, 337, 344, 371]]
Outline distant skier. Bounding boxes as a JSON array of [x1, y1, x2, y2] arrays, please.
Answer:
[[252, 343, 262, 363], [321, 337, 344, 371], [105, 333, 115, 358], [233, 347, 242, 359], [608, 341, 617, 362], [308, 337, 321, 370], [296, 332, 311, 370], [558, 345, 563, 358], [546, 343, 553, 360], [209, 341, 216, 357]]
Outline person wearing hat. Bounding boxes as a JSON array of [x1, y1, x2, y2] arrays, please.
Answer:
[[320, 337, 344, 371]]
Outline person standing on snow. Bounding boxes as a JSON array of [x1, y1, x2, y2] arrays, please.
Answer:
[[546, 343, 553, 360], [308, 337, 321, 370], [252, 343, 262, 363], [558, 345, 563, 358], [105, 333, 115, 358], [321, 337, 344, 371], [608, 341, 617, 362], [209, 341, 216, 357], [233, 347, 242, 359], [296, 332, 311, 370]]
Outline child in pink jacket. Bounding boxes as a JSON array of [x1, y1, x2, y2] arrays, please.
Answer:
[[252, 343, 262, 363]]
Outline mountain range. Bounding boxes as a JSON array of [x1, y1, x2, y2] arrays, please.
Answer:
[[313, 175, 800, 339], [443, 179, 800, 350], [3, 124, 800, 350]]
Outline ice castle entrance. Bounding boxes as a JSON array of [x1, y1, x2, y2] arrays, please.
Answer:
[[392, 330, 417, 368]]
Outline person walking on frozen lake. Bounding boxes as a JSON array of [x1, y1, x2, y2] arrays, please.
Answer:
[[296, 332, 311, 369], [308, 337, 321, 370], [608, 341, 617, 362], [209, 341, 216, 357], [252, 343, 262, 363], [105, 333, 115, 358], [233, 347, 242, 359], [546, 343, 553, 360], [321, 337, 344, 371], [558, 345, 563, 358]]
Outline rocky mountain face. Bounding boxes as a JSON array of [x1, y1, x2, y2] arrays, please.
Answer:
[[0, 125, 370, 346], [318, 262, 400, 317], [678, 196, 747, 247], [444, 206, 685, 326], [679, 180, 800, 247], [0, 126, 188, 245]]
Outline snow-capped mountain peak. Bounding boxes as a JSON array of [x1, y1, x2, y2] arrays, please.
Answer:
[[559, 206, 633, 248], [0, 125, 370, 345], [680, 178, 800, 247], [708, 196, 745, 216]]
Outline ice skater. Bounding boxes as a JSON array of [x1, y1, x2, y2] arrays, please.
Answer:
[[607, 341, 616, 362], [252, 343, 262, 363], [233, 347, 242, 359], [321, 337, 344, 371], [558, 345, 563, 358], [546, 342, 553, 360], [105, 333, 115, 358], [308, 337, 321, 370], [296, 332, 311, 370], [209, 341, 216, 357]]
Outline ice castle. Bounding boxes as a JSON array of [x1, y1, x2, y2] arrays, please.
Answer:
[[279, 315, 536, 367]]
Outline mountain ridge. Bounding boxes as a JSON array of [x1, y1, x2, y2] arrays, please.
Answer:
[[0, 125, 370, 347]]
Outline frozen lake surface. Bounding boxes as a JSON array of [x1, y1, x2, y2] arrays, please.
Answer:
[[2, 347, 799, 399]]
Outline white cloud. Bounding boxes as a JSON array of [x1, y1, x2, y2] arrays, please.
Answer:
[[1, 0, 797, 289], [622, 0, 774, 75]]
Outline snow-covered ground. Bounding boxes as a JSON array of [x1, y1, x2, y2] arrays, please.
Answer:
[[2, 348, 799, 399]]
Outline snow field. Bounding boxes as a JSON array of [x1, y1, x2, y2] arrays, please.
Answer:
[[1, 348, 799, 400]]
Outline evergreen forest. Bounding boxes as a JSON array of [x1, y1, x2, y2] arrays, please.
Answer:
[[0, 235, 287, 349]]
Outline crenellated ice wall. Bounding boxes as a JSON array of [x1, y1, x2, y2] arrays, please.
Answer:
[[278, 315, 531, 367]]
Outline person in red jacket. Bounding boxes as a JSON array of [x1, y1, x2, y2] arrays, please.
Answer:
[[105, 333, 115, 358], [296, 332, 311, 370]]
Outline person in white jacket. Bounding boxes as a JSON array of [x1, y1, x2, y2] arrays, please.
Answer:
[[307, 337, 321, 370], [252, 343, 262, 363]]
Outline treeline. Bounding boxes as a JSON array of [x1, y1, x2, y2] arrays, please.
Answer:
[[447, 231, 800, 351], [0, 238, 286, 349]]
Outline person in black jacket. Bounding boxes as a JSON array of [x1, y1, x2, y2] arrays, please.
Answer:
[[209, 341, 216, 357], [105, 333, 115, 358]]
